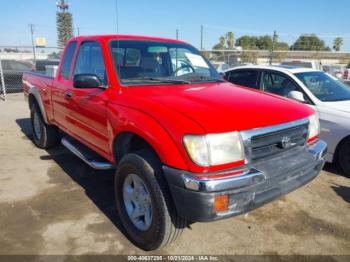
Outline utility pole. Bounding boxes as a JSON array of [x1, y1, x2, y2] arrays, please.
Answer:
[[176, 29, 179, 40], [29, 24, 36, 63], [200, 25, 203, 50], [270, 30, 277, 65], [77, 27, 80, 36]]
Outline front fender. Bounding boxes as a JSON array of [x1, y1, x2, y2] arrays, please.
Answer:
[[107, 105, 190, 170]]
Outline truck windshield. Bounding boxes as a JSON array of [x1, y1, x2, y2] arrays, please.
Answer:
[[109, 40, 221, 86], [295, 71, 350, 102]]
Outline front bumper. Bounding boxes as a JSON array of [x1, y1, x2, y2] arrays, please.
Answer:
[[163, 140, 327, 222]]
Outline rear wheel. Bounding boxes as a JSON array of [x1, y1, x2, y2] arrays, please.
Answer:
[[30, 103, 58, 149], [338, 138, 350, 177], [114, 150, 186, 251]]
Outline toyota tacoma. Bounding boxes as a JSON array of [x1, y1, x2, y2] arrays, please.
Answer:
[[23, 35, 327, 251]]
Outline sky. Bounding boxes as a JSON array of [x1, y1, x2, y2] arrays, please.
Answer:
[[1, 0, 350, 51]]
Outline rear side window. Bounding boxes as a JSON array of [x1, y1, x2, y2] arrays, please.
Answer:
[[60, 41, 77, 79], [227, 70, 259, 89], [74, 41, 107, 85]]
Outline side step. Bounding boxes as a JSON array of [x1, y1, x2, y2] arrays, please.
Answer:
[[61, 137, 115, 170]]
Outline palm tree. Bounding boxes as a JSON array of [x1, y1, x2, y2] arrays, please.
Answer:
[[213, 36, 225, 50], [226, 32, 234, 50], [333, 37, 343, 52]]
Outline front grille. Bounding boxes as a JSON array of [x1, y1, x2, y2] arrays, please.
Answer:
[[249, 123, 309, 161]]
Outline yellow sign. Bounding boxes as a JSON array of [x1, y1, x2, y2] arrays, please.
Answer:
[[35, 37, 47, 47]]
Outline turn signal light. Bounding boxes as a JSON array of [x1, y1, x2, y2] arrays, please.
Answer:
[[214, 195, 229, 212]]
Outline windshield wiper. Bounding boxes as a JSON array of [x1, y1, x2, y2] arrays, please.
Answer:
[[180, 75, 225, 83], [124, 77, 190, 84]]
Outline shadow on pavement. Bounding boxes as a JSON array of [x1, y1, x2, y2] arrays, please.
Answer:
[[331, 184, 350, 204], [15, 117, 128, 238], [323, 163, 348, 179]]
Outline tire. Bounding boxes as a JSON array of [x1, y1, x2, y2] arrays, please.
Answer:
[[30, 103, 58, 149], [338, 138, 350, 177], [114, 149, 186, 251]]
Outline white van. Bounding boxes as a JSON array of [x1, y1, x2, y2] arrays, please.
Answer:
[[281, 60, 322, 70]]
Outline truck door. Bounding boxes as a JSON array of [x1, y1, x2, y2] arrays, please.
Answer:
[[52, 41, 77, 128], [66, 40, 110, 156]]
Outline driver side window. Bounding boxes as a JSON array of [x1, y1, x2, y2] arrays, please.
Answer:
[[73, 41, 107, 85], [261, 71, 298, 96]]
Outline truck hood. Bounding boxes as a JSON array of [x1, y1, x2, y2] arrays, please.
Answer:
[[323, 100, 350, 113], [122, 82, 314, 133]]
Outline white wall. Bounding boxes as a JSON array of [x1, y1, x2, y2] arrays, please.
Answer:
[[0, 52, 49, 61]]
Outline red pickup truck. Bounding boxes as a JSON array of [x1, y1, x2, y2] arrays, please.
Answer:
[[23, 35, 327, 250]]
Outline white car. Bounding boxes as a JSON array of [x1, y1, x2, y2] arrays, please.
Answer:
[[224, 65, 350, 176]]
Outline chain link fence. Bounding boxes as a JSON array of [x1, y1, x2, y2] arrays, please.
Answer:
[[0, 46, 62, 100], [201, 49, 350, 66]]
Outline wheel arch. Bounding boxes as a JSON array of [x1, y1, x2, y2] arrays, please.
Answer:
[[28, 87, 49, 124], [334, 134, 350, 163], [113, 132, 159, 163], [112, 130, 188, 170]]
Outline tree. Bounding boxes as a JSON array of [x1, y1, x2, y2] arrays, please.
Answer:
[[235, 36, 258, 49], [213, 36, 226, 50], [333, 37, 343, 52], [290, 34, 330, 51], [275, 42, 289, 51], [56, 0, 73, 48], [256, 35, 273, 50], [236, 34, 289, 51], [226, 32, 234, 50]]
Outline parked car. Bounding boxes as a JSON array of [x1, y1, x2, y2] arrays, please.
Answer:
[[322, 64, 345, 80], [281, 60, 322, 70], [224, 65, 349, 176], [343, 68, 350, 84], [0, 59, 32, 93], [211, 61, 230, 72], [23, 35, 326, 250]]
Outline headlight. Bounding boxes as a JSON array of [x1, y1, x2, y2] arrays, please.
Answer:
[[183, 132, 244, 166], [308, 114, 320, 143]]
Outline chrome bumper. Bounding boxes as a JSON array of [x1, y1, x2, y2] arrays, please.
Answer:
[[163, 140, 327, 222]]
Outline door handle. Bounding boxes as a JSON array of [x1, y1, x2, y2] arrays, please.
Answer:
[[65, 90, 73, 98]]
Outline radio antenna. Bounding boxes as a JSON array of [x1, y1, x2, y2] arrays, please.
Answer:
[[115, 0, 119, 34]]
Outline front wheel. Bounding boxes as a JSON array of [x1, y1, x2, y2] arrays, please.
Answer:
[[338, 138, 350, 177], [30, 103, 58, 149], [114, 150, 186, 251]]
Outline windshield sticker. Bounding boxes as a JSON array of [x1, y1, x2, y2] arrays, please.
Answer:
[[185, 53, 209, 68]]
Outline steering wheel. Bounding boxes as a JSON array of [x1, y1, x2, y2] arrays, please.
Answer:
[[174, 64, 195, 76]]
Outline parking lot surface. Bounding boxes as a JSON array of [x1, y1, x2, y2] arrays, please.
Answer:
[[0, 93, 349, 256]]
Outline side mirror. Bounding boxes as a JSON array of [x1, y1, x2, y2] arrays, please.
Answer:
[[73, 74, 104, 89], [288, 91, 305, 102]]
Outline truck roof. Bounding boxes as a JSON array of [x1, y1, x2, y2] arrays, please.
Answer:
[[69, 34, 188, 45]]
